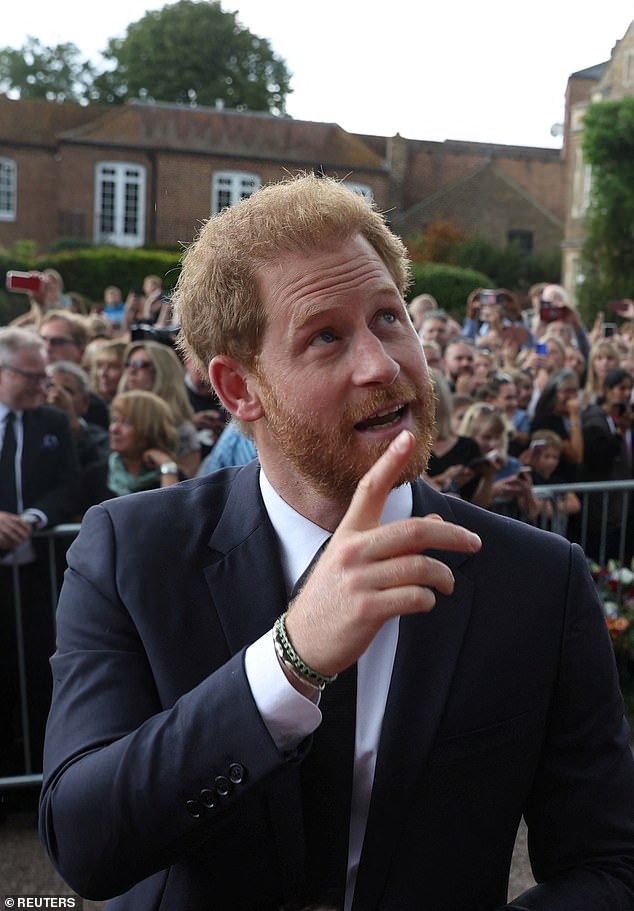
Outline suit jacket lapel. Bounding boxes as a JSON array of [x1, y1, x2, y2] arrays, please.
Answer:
[[203, 462, 288, 654], [353, 482, 476, 908]]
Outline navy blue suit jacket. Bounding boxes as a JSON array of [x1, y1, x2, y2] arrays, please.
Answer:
[[40, 462, 634, 909], [21, 404, 79, 525]]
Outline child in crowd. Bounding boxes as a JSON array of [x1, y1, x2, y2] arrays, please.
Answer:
[[459, 403, 539, 522], [524, 429, 581, 525]]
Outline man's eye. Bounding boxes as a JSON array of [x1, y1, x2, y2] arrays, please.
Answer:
[[311, 329, 337, 345], [379, 311, 398, 325]]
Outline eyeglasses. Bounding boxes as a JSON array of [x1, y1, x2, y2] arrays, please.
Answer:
[[40, 335, 78, 347], [1, 363, 48, 384], [124, 359, 154, 371]]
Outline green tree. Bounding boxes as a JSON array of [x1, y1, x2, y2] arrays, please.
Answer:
[[95, 0, 291, 111], [579, 98, 634, 316], [0, 36, 97, 103]]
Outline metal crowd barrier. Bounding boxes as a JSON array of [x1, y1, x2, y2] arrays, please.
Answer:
[[1, 523, 80, 791], [532, 479, 634, 566], [3, 481, 634, 790]]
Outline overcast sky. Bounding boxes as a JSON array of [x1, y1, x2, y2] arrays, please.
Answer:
[[3, 1, 633, 148]]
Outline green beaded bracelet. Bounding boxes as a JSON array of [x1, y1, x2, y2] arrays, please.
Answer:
[[273, 611, 338, 690]]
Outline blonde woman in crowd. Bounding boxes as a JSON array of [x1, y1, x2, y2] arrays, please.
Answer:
[[118, 340, 201, 477], [88, 339, 127, 408], [80, 390, 182, 514], [459, 403, 540, 521], [583, 338, 620, 405], [424, 370, 494, 507]]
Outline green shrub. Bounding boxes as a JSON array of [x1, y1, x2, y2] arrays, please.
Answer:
[[453, 236, 561, 294], [408, 263, 493, 320], [0, 246, 183, 326]]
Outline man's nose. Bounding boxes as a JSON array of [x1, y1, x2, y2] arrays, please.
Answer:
[[351, 330, 400, 386]]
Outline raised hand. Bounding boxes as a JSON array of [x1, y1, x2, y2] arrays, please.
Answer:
[[284, 430, 482, 679]]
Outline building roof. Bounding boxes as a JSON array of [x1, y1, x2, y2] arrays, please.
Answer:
[[0, 94, 108, 146], [56, 100, 386, 171], [570, 62, 608, 80]]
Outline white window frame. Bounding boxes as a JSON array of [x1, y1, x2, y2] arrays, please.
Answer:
[[94, 162, 146, 247], [211, 171, 260, 214], [0, 157, 17, 221], [571, 149, 592, 219]]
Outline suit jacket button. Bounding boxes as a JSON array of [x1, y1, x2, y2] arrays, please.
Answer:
[[214, 775, 231, 797], [228, 762, 245, 784], [200, 788, 216, 808], [185, 799, 202, 818]]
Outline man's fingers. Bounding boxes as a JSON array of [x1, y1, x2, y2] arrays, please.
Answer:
[[340, 430, 416, 532]]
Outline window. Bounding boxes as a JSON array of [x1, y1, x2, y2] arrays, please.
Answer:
[[95, 162, 145, 247], [0, 157, 16, 221], [507, 230, 533, 254], [212, 171, 260, 214], [571, 149, 592, 219]]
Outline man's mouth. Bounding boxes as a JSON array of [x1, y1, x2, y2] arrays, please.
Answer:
[[354, 403, 408, 432]]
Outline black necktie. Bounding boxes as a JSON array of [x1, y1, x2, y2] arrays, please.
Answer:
[[300, 662, 357, 908], [0, 411, 18, 514], [293, 542, 358, 907]]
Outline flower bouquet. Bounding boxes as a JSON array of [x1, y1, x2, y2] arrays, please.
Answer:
[[590, 558, 634, 678]]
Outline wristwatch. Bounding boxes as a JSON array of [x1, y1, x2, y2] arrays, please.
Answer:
[[159, 461, 179, 476]]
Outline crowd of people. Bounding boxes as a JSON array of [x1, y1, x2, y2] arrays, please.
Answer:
[[4, 268, 633, 535], [410, 284, 634, 558], [0, 274, 231, 777]]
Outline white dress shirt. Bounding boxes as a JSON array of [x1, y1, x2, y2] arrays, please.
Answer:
[[244, 469, 412, 909]]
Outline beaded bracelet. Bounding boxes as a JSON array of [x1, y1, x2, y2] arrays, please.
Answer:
[[273, 611, 338, 691]]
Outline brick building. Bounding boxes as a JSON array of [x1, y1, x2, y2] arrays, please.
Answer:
[[0, 90, 566, 261]]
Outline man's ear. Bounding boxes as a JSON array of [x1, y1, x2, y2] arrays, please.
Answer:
[[209, 356, 264, 424]]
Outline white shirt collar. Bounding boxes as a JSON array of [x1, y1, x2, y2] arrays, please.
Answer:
[[0, 403, 23, 424], [259, 468, 413, 596]]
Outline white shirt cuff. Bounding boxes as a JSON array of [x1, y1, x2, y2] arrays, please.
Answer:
[[244, 629, 322, 752]]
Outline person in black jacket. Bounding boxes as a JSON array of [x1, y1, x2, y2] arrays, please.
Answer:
[[581, 367, 634, 561], [0, 327, 79, 775]]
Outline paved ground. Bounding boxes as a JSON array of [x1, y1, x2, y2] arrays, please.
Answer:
[[0, 792, 536, 907]]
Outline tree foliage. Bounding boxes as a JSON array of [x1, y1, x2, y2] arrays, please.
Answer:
[[406, 221, 466, 264], [0, 2, 292, 113], [0, 36, 97, 103], [97, 1, 291, 111], [579, 98, 634, 312], [404, 221, 560, 301]]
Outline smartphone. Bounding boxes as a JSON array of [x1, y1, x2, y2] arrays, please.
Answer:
[[539, 303, 563, 323], [535, 342, 548, 356], [604, 323, 617, 338], [479, 289, 498, 306], [5, 270, 43, 294]]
